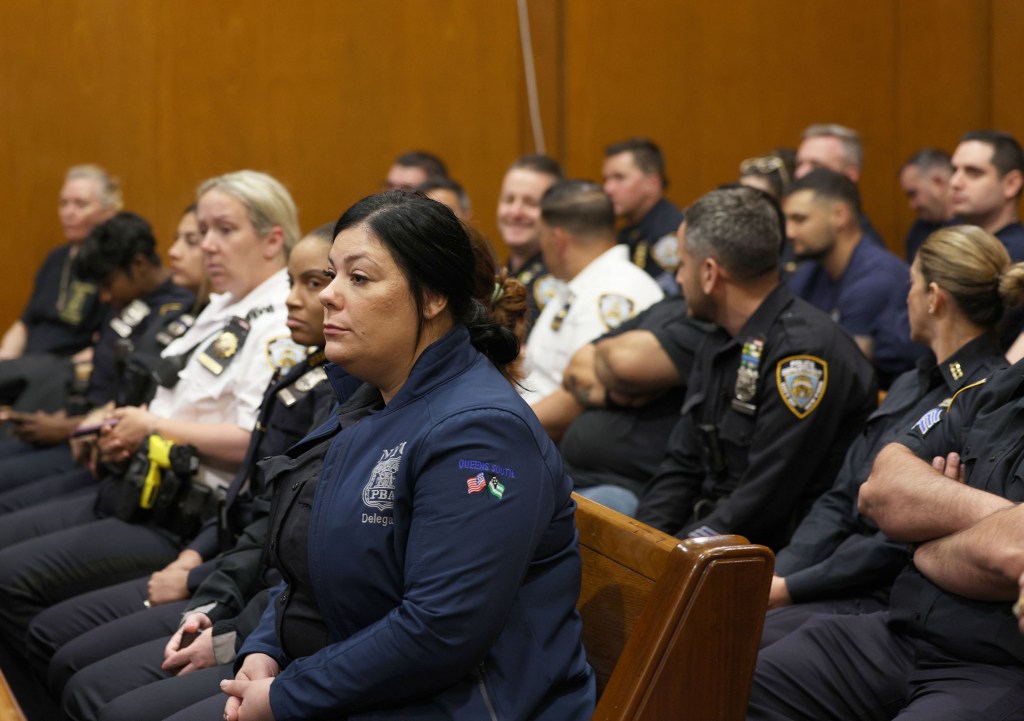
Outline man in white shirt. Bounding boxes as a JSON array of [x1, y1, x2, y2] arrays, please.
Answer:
[[521, 180, 663, 407]]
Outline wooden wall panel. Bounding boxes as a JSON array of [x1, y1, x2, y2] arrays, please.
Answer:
[[992, 0, 1024, 136], [893, 0, 992, 243], [0, 0, 160, 329], [559, 0, 1005, 256], [0, 0, 539, 331], [147, 0, 535, 246], [0, 0, 1016, 334]]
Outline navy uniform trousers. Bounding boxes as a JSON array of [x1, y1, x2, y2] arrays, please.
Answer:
[[747, 611, 1024, 720]]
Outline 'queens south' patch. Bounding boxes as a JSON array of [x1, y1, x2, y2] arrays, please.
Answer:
[[776, 355, 828, 419]]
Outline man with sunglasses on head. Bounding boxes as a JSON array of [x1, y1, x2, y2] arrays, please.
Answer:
[[602, 137, 684, 294]]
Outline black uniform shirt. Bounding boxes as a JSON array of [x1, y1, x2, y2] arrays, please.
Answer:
[[617, 198, 684, 294], [778, 333, 1006, 602], [561, 296, 711, 497], [87, 278, 195, 407], [184, 350, 336, 561], [22, 244, 107, 355], [893, 359, 1024, 665], [635, 284, 877, 550]]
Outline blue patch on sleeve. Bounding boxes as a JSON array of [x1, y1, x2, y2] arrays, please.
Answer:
[[914, 408, 942, 435]]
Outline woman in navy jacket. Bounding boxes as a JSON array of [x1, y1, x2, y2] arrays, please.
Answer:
[[205, 191, 595, 721]]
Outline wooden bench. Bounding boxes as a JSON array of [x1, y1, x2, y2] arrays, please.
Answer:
[[0, 668, 26, 721], [574, 493, 774, 721]]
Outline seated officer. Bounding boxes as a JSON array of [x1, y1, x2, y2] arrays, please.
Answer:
[[899, 148, 954, 262], [497, 154, 563, 328], [0, 165, 117, 362], [793, 123, 885, 247], [519, 179, 663, 406], [383, 150, 448, 191], [532, 294, 712, 516], [949, 129, 1024, 258], [415, 176, 472, 222], [0, 212, 195, 513], [747, 345, 1024, 719], [602, 137, 685, 293], [762, 225, 1012, 646], [0, 170, 298, 694], [0, 165, 119, 413], [23, 227, 342, 719], [634, 186, 876, 551], [784, 168, 925, 387]]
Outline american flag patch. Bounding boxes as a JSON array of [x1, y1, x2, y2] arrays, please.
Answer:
[[914, 408, 942, 435], [467, 473, 487, 494]]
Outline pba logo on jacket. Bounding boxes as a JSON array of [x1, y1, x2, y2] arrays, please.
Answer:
[[363, 442, 406, 512]]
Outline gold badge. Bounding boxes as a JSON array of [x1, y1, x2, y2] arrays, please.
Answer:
[[214, 332, 239, 359], [197, 317, 250, 375]]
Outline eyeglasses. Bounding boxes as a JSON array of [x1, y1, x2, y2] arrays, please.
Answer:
[[739, 155, 790, 189]]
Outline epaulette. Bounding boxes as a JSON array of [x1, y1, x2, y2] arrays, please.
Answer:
[[277, 351, 330, 408], [110, 300, 152, 339]]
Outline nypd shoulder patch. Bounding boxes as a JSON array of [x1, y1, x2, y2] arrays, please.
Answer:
[[597, 293, 636, 330], [776, 355, 828, 419], [651, 232, 679, 271], [265, 336, 304, 371], [533, 274, 561, 312]]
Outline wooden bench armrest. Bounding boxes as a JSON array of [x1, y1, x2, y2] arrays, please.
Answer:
[[574, 493, 774, 721], [0, 667, 27, 721]]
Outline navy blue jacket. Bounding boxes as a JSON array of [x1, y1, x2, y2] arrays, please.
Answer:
[[788, 238, 926, 387], [240, 326, 595, 720]]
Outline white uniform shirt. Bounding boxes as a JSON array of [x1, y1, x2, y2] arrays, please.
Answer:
[[150, 268, 298, 489], [519, 244, 663, 405]]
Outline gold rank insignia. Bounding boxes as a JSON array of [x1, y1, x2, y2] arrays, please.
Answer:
[[550, 291, 575, 332], [158, 302, 184, 317], [632, 239, 649, 270], [776, 355, 828, 419], [597, 293, 636, 330], [948, 361, 964, 381]]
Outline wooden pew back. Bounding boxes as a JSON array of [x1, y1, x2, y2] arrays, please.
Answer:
[[574, 494, 774, 721], [0, 668, 26, 721]]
